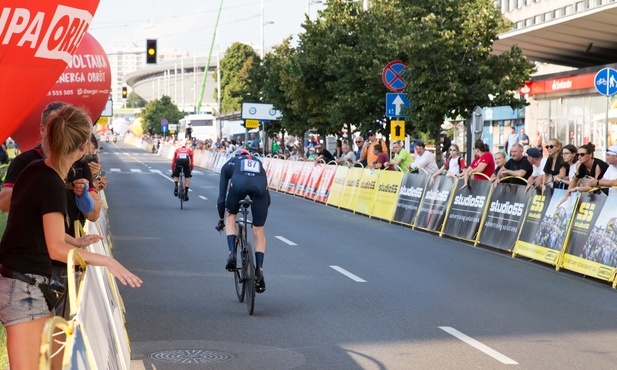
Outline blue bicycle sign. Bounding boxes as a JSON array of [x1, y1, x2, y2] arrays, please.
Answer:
[[594, 68, 617, 96]]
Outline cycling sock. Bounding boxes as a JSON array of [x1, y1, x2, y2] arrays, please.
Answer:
[[226, 235, 236, 253], [185, 187, 189, 192], [174, 181, 178, 188], [255, 252, 264, 270]]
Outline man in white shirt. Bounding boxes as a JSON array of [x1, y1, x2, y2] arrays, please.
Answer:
[[525, 147, 547, 190], [592, 145, 617, 195], [335, 143, 356, 165], [409, 140, 439, 175]]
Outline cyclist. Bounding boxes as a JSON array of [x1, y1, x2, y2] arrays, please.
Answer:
[[172, 139, 193, 201], [216, 149, 270, 293]]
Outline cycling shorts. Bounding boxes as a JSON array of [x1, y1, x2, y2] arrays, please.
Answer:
[[226, 180, 270, 227], [173, 160, 192, 178]]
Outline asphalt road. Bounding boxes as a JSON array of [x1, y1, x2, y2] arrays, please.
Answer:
[[100, 141, 617, 370]]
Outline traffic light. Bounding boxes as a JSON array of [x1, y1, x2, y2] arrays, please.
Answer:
[[146, 39, 157, 64], [121, 86, 128, 99]]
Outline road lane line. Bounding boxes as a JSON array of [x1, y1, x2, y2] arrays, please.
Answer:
[[438, 326, 518, 365], [199, 196, 208, 200], [329, 266, 366, 282], [130, 169, 142, 173], [275, 236, 297, 246], [109, 168, 121, 172]]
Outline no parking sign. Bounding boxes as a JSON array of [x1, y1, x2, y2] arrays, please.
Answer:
[[382, 60, 408, 92]]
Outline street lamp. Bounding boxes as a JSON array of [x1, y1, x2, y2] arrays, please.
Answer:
[[307, 0, 323, 15], [260, 0, 274, 61]]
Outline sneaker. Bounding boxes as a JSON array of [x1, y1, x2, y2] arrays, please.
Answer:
[[173, 187, 178, 196], [225, 252, 236, 271], [254, 268, 266, 293]]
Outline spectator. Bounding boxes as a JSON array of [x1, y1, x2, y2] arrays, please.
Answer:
[[504, 126, 519, 155], [440, 131, 451, 159], [409, 140, 439, 175], [460, 140, 495, 188], [306, 147, 317, 161], [248, 133, 260, 154], [490, 152, 507, 182], [593, 145, 617, 195], [519, 128, 530, 149], [388, 140, 414, 172], [315, 142, 335, 164], [430, 143, 465, 185], [358, 130, 387, 167], [184, 123, 192, 139], [0, 142, 8, 164], [335, 139, 342, 159], [553, 144, 579, 188], [0, 104, 141, 369], [498, 143, 533, 185], [353, 136, 366, 167], [540, 138, 564, 188], [368, 144, 390, 170], [525, 147, 545, 190], [236, 136, 244, 149], [533, 131, 543, 149], [567, 142, 608, 193], [335, 143, 356, 165]]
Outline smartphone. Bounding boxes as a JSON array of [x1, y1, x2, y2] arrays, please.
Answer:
[[84, 154, 98, 163], [99, 170, 106, 177]]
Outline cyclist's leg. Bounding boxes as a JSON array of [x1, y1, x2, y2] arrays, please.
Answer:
[[251, 188, 269, 292], [223, 186, 242, 270], [172, 165, 181, 195], [183, 166, 192, 200]]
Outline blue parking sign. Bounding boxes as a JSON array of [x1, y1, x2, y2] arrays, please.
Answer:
[[594, 68, 617, 96]]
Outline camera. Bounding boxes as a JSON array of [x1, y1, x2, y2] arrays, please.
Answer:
[[84, 154, 98, 163]]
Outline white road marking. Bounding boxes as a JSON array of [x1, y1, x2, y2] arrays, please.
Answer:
[[438, 327, 518, 365], [130, 169, 142, 173], [275, 236, 297, 246], [109, 168, 121, 172], [329, 266, 366, 282], [150, 169, 162, 173], [199, 196, 208, 200]]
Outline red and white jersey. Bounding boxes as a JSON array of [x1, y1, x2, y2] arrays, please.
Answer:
[[172, 146, 194, 171]]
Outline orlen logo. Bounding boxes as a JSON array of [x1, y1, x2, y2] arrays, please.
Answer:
[[1, 6, 93, 63], [551, 79, 573, 91]]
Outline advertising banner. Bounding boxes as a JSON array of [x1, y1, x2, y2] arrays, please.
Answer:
[[415, 175, 455, 232], [314, 164, 338, 203], [339, 167, 365, 210], [442, 179, 492, 242], [326, 166, 350, 208], [295, 161, 315, 197], [354, 168, 380, 216], [392, 172, 428, 226], [280, 160, 304, 194], [267, 158, 285, 190], [276, 160, 292, 191], [561, 192, 617, 283], [304, 163, 325, 200], [514, 188, 576, 265], [478, 183, 531, 251], [372, 170, 404, 221]]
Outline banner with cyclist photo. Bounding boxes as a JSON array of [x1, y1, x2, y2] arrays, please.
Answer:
[[561, 192, 617, 283], [314, 164, 338, 203], [276, 160, 293, 192], [339, 167, 364, 211], [280, 160, 304, 194], [354, 168, 380, 216], [267, 158, 285, 190], [415, 175, 455, 233], [514, 188, 576, 265], [326, 166, 349, 208], [392, 172, 429, 226], [478, 183, 531, 251], [294, 161, 316, 197], [371, 170, 404, 221], [442, 178, 492, 242], [303, 163, 325, 200]]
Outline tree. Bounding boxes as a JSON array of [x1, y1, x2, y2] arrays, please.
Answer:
[[216, 42, 260, 113], [127, 91, 147, 108], [399, 0, 535, 161], [138, 95, 184, 135]]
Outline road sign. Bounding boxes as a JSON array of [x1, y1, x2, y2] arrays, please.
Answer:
[[245, 119, 259, 129], [160, 118, 168, 126], [241, 103, 282, 120], [386, 93, 409, 117], [382, 60, 408, 92], [594, 68, 617, 96], [391, 120, 405, 141]]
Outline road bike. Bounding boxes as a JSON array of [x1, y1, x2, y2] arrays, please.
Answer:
[[233, 198, 256, 315], [177, 169, 185, 209]]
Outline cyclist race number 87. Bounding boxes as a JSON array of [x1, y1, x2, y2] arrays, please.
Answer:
[[241, 159, 261, 174]]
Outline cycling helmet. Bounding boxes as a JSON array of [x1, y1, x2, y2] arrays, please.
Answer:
[[234, 149, 250, 156]]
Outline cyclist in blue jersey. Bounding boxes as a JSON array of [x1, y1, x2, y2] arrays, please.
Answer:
[[216, 149, 270, 293]]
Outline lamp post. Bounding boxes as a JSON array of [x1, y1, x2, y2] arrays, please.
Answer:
[[307, 0, 323, 15]]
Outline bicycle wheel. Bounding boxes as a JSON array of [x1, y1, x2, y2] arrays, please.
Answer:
[[234, 227, 245, 302], [178, 176, 184, 209], [245, 241, 256, 315]]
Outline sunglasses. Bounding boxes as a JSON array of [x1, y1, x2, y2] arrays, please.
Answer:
[[545, 145, 555, 149], [355, 141, 362, 144], [576, 152, 587, 157]]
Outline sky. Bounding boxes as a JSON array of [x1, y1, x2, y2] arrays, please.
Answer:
[[88, 0, 327, 56]]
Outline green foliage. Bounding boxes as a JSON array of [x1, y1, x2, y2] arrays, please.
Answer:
[[126, 91, 147, 108], [138, 96, 184, 134], [217, 43, 260, 114]]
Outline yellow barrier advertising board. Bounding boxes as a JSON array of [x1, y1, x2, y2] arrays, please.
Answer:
[[339, 167, 364, 210], [326, 166, 349, 208], [354, 168, 380, 216], [371, 170, 403, 220]]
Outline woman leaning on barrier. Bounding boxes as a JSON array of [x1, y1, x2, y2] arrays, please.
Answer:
[[0, 105, 142, 369]]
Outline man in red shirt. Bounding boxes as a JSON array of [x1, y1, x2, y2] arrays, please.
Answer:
[[172, 140, 194, 201]]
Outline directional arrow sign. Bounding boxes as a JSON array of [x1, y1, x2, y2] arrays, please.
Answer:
[[386, 93, 409, 117], [391, 120, 405, 141]]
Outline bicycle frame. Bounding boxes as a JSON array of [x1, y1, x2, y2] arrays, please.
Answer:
[[234, 199, 255, 315]]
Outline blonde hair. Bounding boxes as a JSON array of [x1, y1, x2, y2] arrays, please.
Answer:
[[42, 105, 92, 175]]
